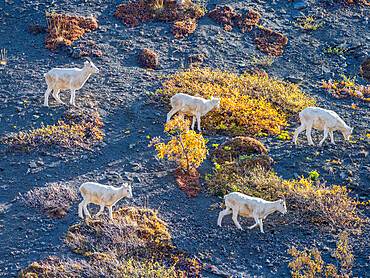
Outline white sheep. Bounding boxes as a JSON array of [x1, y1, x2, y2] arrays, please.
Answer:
[[78, 182, 132, 221], [293, 107, 353, 146], [44, 57, 99, 107], [166, 93, 220, 131], [217, 192, 287, 233]]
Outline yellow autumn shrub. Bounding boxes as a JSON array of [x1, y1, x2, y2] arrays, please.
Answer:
[[151, 117, 208, 174], [288, 231, 354, 278], [153, 68, 315, 135]]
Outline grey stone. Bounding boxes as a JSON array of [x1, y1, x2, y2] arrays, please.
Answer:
[[29, 162, 37, 168], [294, 1, 309, 10], [286, 76, 303, 83]]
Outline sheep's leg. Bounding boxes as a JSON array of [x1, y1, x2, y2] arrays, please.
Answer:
[[108, 206, 114, 221], [305, 122, 315, 146], [191, 116, 196, 130], [44, 86, 52, 107], [70, 89, 76, 106], [78, 201, 84, 218], [217, 207, 232, 227], [196, 114, 201, 132], [318, 127, 329, 146], [178, 112, 185, 120], [166, 108, 179, 123], [293, 124, 306, 146], [232, 209, 243, 230], [329, 131, 336, 145], [82, 201, 92, 219], [248, 216, 259, 230], [258, 218, 264, 233], [95, 202, 105, 218], [52, 89, 65, 105]]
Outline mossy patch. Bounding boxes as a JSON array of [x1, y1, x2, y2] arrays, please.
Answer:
[[211, 136, 269, 164]]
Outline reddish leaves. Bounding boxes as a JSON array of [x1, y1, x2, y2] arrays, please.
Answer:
[[255, 28, 288, 56]]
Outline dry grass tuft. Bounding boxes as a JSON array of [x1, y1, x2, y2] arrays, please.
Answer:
[[255, 27, 289, 56], [1, 108, 104, 152], [138, 49, 159, 70], [45, 11, 98, 51], [20, 182, 78, 219], [208, 5, 261, 33], [152, 68, 315, 136]]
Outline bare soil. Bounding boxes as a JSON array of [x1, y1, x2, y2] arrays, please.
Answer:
[[0, 0, 369, 277]]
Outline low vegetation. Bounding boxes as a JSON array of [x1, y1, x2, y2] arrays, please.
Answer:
[[293, 12, 324, 31], [208, 5, 261, 33], [322, 75, 370, 101], [255, 27, 289, 56], [20, 207, 201, 277], [150, 117, 208, 197], [115, 0, 205, 38], [45, 11, 98, 51], [1, 108, 104, 152], [153, 68, 315, 136], [288, 231, 354, 278], [20, 182, 78, 219], [207, 157, 363, 231], [138, 48, 159, 70]]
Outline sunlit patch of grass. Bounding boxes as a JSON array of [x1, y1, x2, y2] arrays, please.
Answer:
[[65, 207, 202, 276], [207, 166, 364, 232], [152, 68, 315, 136], [1, 108, 104, 152]]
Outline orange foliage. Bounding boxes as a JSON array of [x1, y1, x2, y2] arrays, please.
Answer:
[[45, 11, 98, 51], [255, 27, 288, 56]]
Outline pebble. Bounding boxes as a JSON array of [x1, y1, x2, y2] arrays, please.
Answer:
[[293, 1, 309, 10], [29, 162, 37, 168]]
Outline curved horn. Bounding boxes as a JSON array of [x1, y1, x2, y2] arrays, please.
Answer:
[[84, 57, 92, 63]]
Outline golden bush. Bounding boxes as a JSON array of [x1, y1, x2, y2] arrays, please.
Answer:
[[288, 231, 354, 278], [207, 167, 363, 231], [151, 117, 208, 174], [153, 68, 315, 136]]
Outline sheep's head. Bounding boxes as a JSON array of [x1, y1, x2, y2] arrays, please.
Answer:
[[342, 126, 353, 141], [211, 97, 221, 110], [278, 199, 287, 214], [120, 183, 133, 198], [84, 57, 99, 74]]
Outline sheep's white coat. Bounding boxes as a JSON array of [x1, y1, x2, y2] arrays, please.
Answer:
[[166, 93, 220, 131], [44, 59, 99, 107], [78, 182, 132, 221], [293, 107, 353, 146], [217, 192, 287, 233]]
